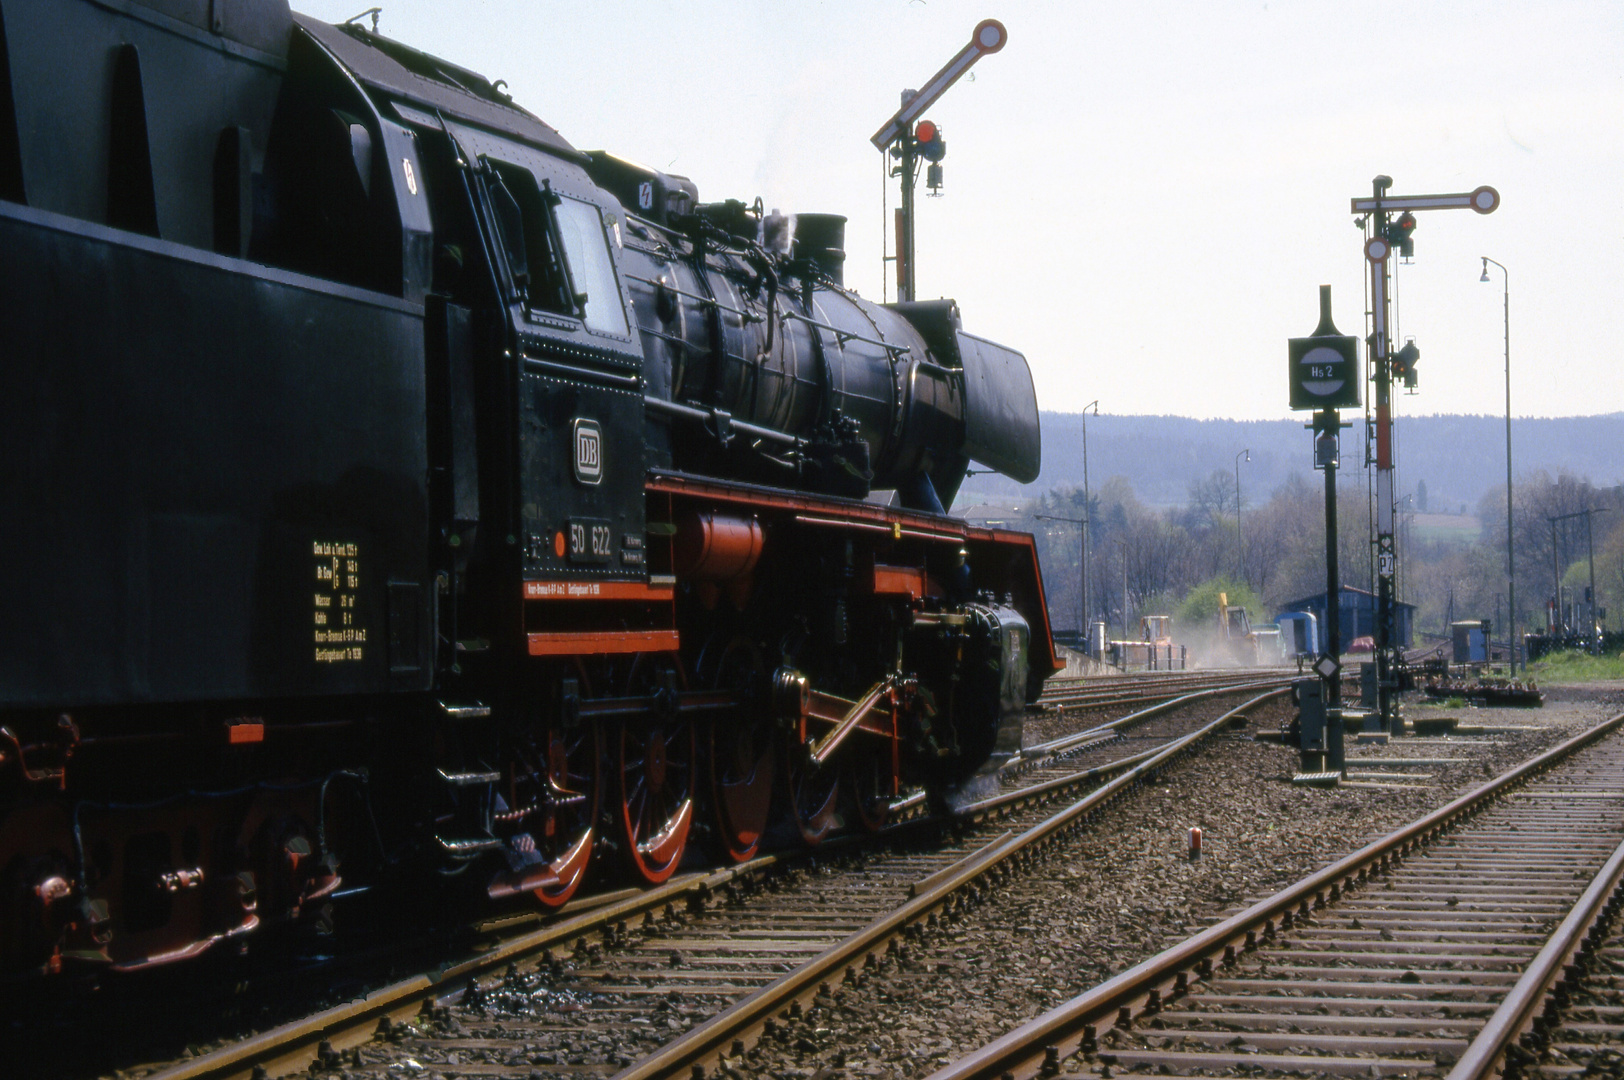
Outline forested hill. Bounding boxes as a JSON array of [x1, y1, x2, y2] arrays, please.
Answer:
[[957, 412, 1624, 512]]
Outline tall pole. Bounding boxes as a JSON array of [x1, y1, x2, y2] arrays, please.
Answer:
[[1349, 178, 1499, 732], [1482, 257, 1514, 674], [870, 21, 1007, 305], [1318, 408, 1343, 764], [1364, 177, 1399, 733], [1081, 400, 1098, 638], [1587, 510, 1598, 651], [895, 104, 918, 303], [1234, 448, 1250, 585], [1290, 284, 1354, 772], [1551, 516, 1562, 634]]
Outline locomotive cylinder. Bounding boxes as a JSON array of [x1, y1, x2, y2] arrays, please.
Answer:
[[672, 512, 765, 583]]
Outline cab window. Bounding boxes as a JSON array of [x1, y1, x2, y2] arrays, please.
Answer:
[[483, 163, 627, 338], [553, 196, 629, 338]]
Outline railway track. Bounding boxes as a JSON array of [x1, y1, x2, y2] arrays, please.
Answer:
[[1037, 668, 1299, 711], [928, 710, 1624, 1080], [127, 686, 1286, 1080], [1512, 860, 1624, 1080]]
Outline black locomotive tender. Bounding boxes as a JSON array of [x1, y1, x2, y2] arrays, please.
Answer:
[[0, 0, 1056, 978]]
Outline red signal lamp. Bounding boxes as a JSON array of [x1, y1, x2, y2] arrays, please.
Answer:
[[1385, 212, 1417, 257], [913, 120, 946, 162]]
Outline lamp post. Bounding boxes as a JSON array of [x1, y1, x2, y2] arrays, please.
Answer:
[[1234, 448, 1250, 585], [1080, 400, 1098, 634], [1480, 257, 1514, 674]]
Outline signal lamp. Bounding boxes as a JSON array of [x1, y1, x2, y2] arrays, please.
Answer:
[[1385, 212, 1417, 258], [1391, 341, 1420, 389], [914, 120, 947, 162]]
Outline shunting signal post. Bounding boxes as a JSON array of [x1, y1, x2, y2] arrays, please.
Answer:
[[1351, 176, 1499, 731], [872, 19, 1006, 302]]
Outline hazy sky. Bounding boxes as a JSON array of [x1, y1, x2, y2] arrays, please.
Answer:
[[298, 1, 1623, 422]]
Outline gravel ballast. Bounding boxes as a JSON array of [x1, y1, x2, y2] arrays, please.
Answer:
[[300, 688, 1622, 1080], [728, 689, 1622, 1079]]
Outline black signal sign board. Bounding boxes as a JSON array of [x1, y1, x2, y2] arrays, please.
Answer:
[[1288, 333, 1360, 411]]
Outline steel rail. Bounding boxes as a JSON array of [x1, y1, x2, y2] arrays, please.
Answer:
[[926, 709, 1624, 1080], [609, 688, 1287, 1080], [1037, 676, 1300, 714], [140, 855, 791, 1080], [1446, 833, 1624, 1080], [1022, 676, 1290, 761], [1038, 669, 1292, 700]]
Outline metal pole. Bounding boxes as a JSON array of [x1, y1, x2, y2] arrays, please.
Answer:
[[1235, 448, 1249, 586], [1588, 509, 1598, 651], [1365, 177, 1398, 734], [895, 97, 918, 303], [1320, 409, 1342, 736], [1483, 257, 1514, 674], [1081, 400, 1097, 637], [1552, 516, 1561, 635]]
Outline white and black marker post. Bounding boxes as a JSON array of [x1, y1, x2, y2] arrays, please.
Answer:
[[1351, 178, 1498, 733], [1289, 285, 1357, 774], [871, 20, 1006, 303]]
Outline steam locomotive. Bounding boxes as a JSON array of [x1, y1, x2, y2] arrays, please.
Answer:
[[0, 0, 1057, 979]]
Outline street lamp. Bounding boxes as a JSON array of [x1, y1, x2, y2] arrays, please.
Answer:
[[1481, 256, 1515, 674], [1080, 400, 1098, 632], [1234, 448, 1250, 585]]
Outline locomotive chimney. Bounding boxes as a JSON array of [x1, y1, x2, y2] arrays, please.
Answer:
[[793, 214, 847, 286]]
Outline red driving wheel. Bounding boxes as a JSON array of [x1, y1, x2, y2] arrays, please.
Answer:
[[783, 740, 840, 846], [702, 637, 775, 863], [617, 653, 697, 884], [529, 719, 601, 907], [843, 751, 893, 833]]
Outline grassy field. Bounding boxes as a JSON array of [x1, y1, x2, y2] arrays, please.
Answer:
[[1526, 650, 1624, 684], [1410, 513, 1483, 545]]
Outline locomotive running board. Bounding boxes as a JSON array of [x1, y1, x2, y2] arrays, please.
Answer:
[[527, 630, 680, 656]]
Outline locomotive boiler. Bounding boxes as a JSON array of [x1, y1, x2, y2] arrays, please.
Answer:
[[0, 0, 1057, 980]]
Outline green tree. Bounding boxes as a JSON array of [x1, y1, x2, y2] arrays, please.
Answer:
[[1177, 576, 1264, 629]]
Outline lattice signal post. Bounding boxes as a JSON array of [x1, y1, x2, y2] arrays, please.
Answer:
[[1351, 177, 1499, 731]]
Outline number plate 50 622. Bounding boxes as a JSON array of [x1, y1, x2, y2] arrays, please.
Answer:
[[568, 518, 613, 564]]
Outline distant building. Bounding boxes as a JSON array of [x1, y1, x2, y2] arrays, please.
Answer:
[[1275, 586, 1415, 653]]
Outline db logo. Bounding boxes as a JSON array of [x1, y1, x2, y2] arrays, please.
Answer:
[[572, 419, 603, 485]]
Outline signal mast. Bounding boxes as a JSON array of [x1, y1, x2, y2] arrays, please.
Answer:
[[871, 19, 1006, 302]]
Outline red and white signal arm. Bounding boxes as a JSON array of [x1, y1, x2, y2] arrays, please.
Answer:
[[870, 19, 1008, 149]]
